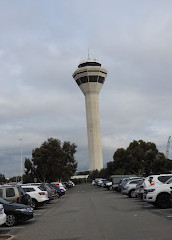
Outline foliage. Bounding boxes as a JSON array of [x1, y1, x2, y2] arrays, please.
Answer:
[[8, 176, 21, 183], [0, 173, 6, 184], [24, 138, 77, 183], [88, 140, 172, 181], [112, 140, 172, 176]]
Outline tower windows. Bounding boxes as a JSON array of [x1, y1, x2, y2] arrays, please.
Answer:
[[80, 76, 88, 84], [78, 62, 101, 68], [98, 76, 105, 84], [76, 79, 81, 86], [89, 76, 98, 82], [76, 75, 105, 86]]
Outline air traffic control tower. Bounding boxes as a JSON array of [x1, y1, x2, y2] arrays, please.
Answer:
[[72, 59, 107, 171]]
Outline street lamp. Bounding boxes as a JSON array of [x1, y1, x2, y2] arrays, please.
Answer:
[[19, 138, 23, 183]]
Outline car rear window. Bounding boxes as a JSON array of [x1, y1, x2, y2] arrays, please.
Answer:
[[130, 180, 141, 184], [158, 176, 172, 183]]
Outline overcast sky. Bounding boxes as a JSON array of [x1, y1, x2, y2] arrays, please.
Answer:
[[0, 0, 172, 178]]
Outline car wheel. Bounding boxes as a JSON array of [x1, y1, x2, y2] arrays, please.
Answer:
[[57, 193, 61, 198], [155, 193, 170, 209], [128, 190, 136, 198], [6, 214, 16, 227], [31, 199, 38, 209]]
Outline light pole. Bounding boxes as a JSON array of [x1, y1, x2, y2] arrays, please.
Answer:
[[19, 138, 23, 183]]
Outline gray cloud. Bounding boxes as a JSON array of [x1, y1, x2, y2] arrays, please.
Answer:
[[0, 0, 172, 177]]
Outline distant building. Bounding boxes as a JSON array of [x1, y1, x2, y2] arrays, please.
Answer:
[[71, 175, 89, 181]]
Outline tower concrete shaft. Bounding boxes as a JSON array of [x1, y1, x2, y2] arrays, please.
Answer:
[[73, 59, 107, 171]]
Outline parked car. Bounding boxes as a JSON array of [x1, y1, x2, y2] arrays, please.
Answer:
[[143, 174, 172, 189], [17, 185, 33, 206], [170, 190, 172, 206], [111, 177, 125, 191], [50, 184, 65, 197], [51, 182, 66, 192], [134, 179, 145, 199], [44, 184, 57, 200], [0, 197, 33, 227], [62, 181, 73, 188], [0, 185, 32, 206], [94, 178, 104, 186], [28, 183, 56, 201], [91, 180, 96, 186], [20, 185, 49, 209], [68, 180, 75, 187], [120, 177, 143, 193], [99, 179, 108, 187], [97, 179, 107, 187], [143, 177, 172, 208], [105, 181, 113, 190], [0, 204, 6, 226], [122, 178, 143, 198]]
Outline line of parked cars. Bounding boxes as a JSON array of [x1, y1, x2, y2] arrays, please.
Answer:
[[0, 180, 74, 227], [92, 174, 172, 209]]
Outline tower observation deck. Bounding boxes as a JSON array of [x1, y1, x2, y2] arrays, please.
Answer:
[[72, 59, 108, 171]]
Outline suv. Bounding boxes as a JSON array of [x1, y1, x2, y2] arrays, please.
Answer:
[[120, 177, 143, 193], [0, 185, 32, 206], [144, 174, 172, 189], [21, 185, 49, 209], [122, 178, 143, 198], [0, 185, 20, 203], [143, 177, 172, 208]]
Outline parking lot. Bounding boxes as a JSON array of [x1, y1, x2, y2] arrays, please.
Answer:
[[1, 184, 172, 240]]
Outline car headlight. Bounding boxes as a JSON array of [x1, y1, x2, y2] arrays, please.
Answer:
[[147, 189, 155, 193]]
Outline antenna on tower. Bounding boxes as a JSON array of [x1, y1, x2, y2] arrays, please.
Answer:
[[88, 49, 90, 60]]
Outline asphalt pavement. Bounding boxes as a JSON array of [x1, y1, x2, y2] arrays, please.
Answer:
[[5, 185, 172, 240]]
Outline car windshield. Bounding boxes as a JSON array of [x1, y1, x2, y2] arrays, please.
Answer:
[[165, 177, 172, 184]]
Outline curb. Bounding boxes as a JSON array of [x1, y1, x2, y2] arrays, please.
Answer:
[[0, 235, 15, 240]]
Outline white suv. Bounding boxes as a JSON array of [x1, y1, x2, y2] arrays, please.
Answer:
[[143, 177, 172, 208], [21, 185, 49, 209], [144, 174, 172, 188]]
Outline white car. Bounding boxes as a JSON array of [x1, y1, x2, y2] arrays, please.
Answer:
[[0, 204, 6, 225], [143, 174, 172, 188], [21, 185, 49, 209], [143, 177, 172, 208], [105, 181, 112, 190]]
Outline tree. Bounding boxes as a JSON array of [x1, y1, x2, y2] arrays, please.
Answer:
[[23, 158, 36, 183], [24, 138, 77, 183], [0, 173, 6, 184], [111, 140, 172, 176]]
